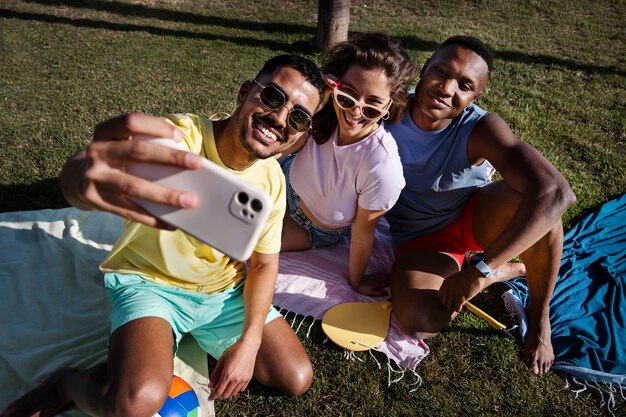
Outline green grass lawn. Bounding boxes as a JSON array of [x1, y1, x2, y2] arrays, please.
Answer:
[[1, 0, 624, 416]]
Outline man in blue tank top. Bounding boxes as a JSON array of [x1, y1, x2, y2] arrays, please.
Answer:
[[385, 36, 576, 376]]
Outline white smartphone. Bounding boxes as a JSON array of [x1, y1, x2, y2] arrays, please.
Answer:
[[126, 136, 273, 261]]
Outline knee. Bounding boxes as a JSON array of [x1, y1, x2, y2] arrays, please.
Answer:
[[101, 378, 169, 417], [395, 308, 448, 340], [278, 359, 313, 396]]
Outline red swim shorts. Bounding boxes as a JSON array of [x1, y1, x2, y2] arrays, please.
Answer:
[[397, 190, 484, 266]]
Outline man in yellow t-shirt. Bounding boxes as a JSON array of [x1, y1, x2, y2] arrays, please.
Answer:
[[3, 55, 325, 416], [99, 112, 287, 295]]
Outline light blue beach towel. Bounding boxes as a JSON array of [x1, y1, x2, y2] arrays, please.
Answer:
[[502, 193, 626, 408]]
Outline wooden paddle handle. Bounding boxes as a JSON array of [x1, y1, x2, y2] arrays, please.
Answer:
[[465, 302, 506, 330]]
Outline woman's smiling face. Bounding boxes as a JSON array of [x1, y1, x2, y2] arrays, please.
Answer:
[[333, 64, 392, 145]]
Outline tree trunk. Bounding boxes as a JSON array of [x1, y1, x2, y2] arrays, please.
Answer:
[[315, 0, 350, 52]]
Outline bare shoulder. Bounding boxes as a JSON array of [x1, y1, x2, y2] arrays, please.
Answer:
[[471, 112, 517, 143], [468, 112, 521, 164]]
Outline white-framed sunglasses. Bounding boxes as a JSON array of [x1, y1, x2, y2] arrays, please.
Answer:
[[332, 88, 392, 120]]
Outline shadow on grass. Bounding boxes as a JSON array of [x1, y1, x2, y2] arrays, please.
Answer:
[[4, 0, 626, 77], [397, 34, 626, 76], [23, 0, 310, 35], [0, 8, 316, 54], [0, 178, 68, 213], [3, 2, 317, 54]]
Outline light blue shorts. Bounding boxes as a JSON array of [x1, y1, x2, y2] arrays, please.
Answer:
[[104, 272, 282, 358], [280, 155, 350, 248]]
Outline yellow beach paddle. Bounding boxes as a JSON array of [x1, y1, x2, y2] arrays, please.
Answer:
[[321, 301, 393, 351], [321, 300, 506, 351]]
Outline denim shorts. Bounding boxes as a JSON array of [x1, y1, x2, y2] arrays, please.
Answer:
[[104, 272, 282, 358], [280, 154, 349, 248]]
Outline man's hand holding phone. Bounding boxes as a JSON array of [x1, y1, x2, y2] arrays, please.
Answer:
[[61, 112, 273, 261], [60, 113, 203, 228]]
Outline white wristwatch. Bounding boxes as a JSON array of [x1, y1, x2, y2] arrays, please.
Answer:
[[469, 253, 494, 278]]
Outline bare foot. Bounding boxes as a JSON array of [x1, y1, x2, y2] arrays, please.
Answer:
[[523, 318, 554, 375], [1, 368, 76, 417], [490, 262, 526, 283]]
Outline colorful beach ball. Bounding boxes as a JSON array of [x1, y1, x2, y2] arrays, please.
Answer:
[[154, 375, 200, 417]]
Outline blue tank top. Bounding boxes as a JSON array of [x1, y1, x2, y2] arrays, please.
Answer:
[[385, 102, 492, 248]]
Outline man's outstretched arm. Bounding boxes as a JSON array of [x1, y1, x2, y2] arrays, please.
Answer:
[[59, 113, 203, 227]]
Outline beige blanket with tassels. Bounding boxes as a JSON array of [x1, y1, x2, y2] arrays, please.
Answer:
[[0, 207, 213, 416]]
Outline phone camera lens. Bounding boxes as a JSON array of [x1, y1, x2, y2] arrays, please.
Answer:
[[237, 192, 249, 205], [251, 199, 263, 212]]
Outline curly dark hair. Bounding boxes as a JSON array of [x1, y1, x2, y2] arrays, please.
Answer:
[[311, 32, 418, 144]]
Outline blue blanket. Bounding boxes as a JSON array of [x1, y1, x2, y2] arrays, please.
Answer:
[[502, 193, 626, 388]]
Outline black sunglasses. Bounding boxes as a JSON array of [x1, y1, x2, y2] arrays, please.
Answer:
[[251, 80, 313, 132]]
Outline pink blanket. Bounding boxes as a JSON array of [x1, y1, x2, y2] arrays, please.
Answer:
[[274, 220, 429, 371]]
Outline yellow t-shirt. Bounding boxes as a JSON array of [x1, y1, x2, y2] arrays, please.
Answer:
[[100, 114, 286, 294]]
